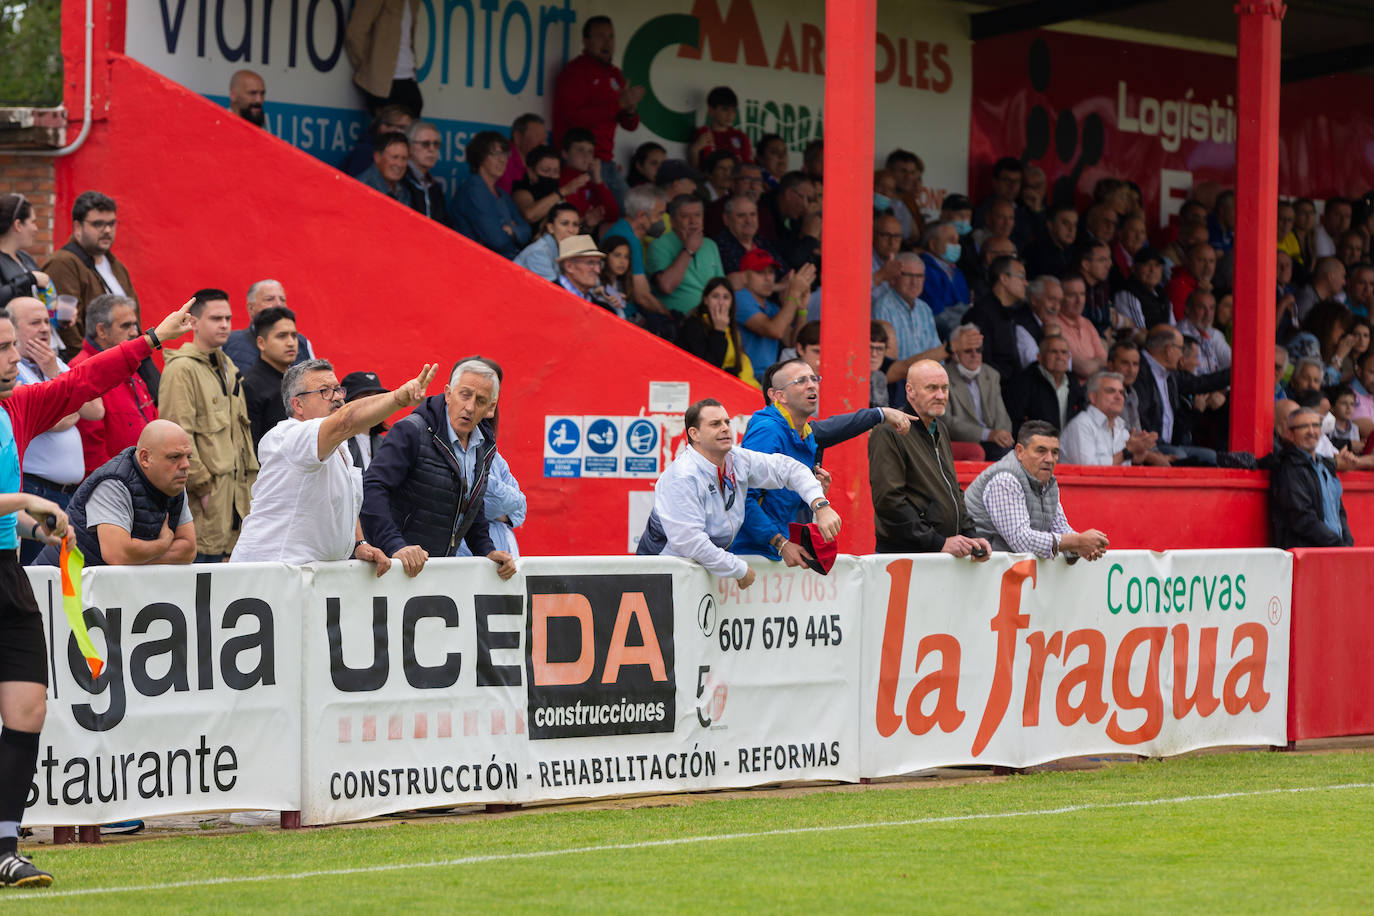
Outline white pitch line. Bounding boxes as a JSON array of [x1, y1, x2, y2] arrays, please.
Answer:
[[6, 782, 1372, 903]]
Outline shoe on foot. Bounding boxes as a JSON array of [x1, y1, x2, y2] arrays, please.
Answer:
[[99, 820, 144, 836], [229, 810, 279, 826], [0, 852, 53, 888]]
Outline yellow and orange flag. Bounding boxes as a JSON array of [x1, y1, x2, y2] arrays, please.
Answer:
[[58, 536, 103, 679]]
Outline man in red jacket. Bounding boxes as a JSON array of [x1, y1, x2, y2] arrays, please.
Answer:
[[552, 15, 644, 210], [0, 296, 194, 888], [69, 293, 157, 474]]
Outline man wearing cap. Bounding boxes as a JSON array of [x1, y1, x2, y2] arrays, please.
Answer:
[[733, 359, 909, 565], [1111, 246, 1172, 334], [232, 359, 438, 570], [637, 398, 840, 586], [647, 194, 725, 316], [735, 251, 814, 385], [340, 371, 388, 470], [555, 235, 623, 316], [870, 359, 992, 557]]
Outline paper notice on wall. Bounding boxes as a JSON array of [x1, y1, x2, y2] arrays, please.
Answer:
[[649, 382, 690, 414]]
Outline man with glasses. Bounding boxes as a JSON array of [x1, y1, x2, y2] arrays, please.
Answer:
[[404, 121, 451, 226], [944, 323, 1014, 460], [637, 398, 839, 585], [732, 359, 908, 565], [42, 191, 137, 353], [871, 213, 905, 294], [1270, 407, 1353, 547], [68, 294, 157, 475], [873, 252, 947, 385], [232, 360, 437, 567], [158, 289, 259, 562]]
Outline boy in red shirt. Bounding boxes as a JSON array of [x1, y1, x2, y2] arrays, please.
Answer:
[[690, 86, 753, 169]]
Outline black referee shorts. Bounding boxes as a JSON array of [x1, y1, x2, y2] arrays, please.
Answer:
[[0, 549, 49, 686]]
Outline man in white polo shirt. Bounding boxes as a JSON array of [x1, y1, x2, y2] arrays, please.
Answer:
[[231, 357, 437, 569]]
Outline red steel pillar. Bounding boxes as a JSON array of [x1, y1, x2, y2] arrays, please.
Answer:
[[820, 0, 877, 550], [1230, 1, 1285, 456]]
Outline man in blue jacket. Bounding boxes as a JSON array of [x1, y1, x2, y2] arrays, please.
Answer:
[[731, 358, 910, 565], [361, 359, 516, 579]]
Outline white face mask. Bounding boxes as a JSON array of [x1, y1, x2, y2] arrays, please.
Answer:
[[953, 361, 981, 381]]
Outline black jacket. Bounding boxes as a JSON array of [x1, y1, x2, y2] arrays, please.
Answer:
[[1269, 442, 1353, 548], [242, 359, 287, 449], [967, 293, 1023, 382], [361, 395, 497, 558], [1004, 363, 1085, 438], [1132, 356, 1229, 446]]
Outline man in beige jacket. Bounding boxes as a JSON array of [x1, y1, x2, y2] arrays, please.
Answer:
[[345, 0, 423, 116], [157, 288, 258, 561]]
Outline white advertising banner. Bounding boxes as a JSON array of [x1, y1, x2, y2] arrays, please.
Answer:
[[859, 550, 1292, 777], [24, 564, 304, 826], [300, 555, 859, 824], [126, 0, 971, 204]]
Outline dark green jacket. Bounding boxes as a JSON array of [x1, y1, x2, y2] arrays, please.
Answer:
[[868, 405, 975, 552]]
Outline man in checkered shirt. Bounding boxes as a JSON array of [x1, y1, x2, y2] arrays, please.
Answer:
[[963, 419, 1110, 560]]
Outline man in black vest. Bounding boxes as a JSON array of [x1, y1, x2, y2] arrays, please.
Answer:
[[361, 359, 516, 579], [36, 419, 195, 567]]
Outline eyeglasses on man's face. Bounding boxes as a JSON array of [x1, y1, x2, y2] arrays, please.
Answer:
[[303, 385, 346, 400], [781, 374, 821, 389]]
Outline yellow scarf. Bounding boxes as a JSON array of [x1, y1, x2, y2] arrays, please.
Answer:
[[773, 402, 812, 439]]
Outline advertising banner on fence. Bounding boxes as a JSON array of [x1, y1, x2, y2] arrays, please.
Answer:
[[126, 0, 971, 206], [300, 556, 860, 824], [860, 550, 1291, 777], [24, 564, 304, 826]]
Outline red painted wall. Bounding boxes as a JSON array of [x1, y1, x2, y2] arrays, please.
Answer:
[[1287, 548, 1374, 741], [57, 55, 762, 556]]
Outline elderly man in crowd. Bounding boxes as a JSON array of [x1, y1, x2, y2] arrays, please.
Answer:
[[967, 255, 1027, 381], [1134, 325, 1228, 465], [943, 323, 1014, 460], [35, 419, 195, 567], [1059, 371, 1167, 466], [362, 359, 516, 579], [1005, 334, 1084, 438], [1270, 406, 1353, 547], [871, 213, 906, 293], [241, 306, 299, 448], [0, 296, 195, 889], [869, 359, 992, 558], [1014, 276, 1062, 370], [224, 279, 315, 372], [158, 289, 259, 562], [41, 191, 138, 353], [716, 194, 785, 289], [6, 297, 103, 562], [1177, 289, 1232, 373], [554, 235, 622, 316], [228, 69, 266, 126], [733, 358, 908, 564], [965, 420, 1110, 560], [358, 132, 415, 205], [69, 294, 157, 475], [919, 218, 972, 327], [233, 359, 438, 570], [636, 398, 839, 587], [873, 252, 947, 380], [602, 185, 671, 326], [705, 161, 772, 239], [404, 121, 451, 226], [648, 194, 725, 316]]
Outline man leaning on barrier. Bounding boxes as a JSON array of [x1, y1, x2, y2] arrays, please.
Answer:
[[232, 359, 439, 571], [964, 420, 1110, 561], [361, 359, 516, 579], [638, 398, 840, 587], [0, 297, 197, 889]]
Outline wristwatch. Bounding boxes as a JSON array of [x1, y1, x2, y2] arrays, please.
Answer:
[[813, 498, 831, 511]]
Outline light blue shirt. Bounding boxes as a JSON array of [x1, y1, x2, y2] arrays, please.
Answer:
[[1313, 453, 1345, 538], [514, 234, 558, 281], [734, 288, 781, 384], [872, 286, 940, 360], [455, 451, 526, 558], [0, 407, 18, 550], [444, 415, 485, 498]]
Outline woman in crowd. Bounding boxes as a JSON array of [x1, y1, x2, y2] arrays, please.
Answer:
[[513, 202, 583, 282], [510, 145, 588, 233], [452, 131, 530, 259], [1340, 316, 1371, 383], [677, 278, 760, 389], [1299, 299, 1356, 386], [598, 234, 632, 318], [627, 142, 666, 188], [0, 193, 50, 309]]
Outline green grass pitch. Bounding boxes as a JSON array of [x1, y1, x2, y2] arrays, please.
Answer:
[[7, 750, 1372, 913]]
